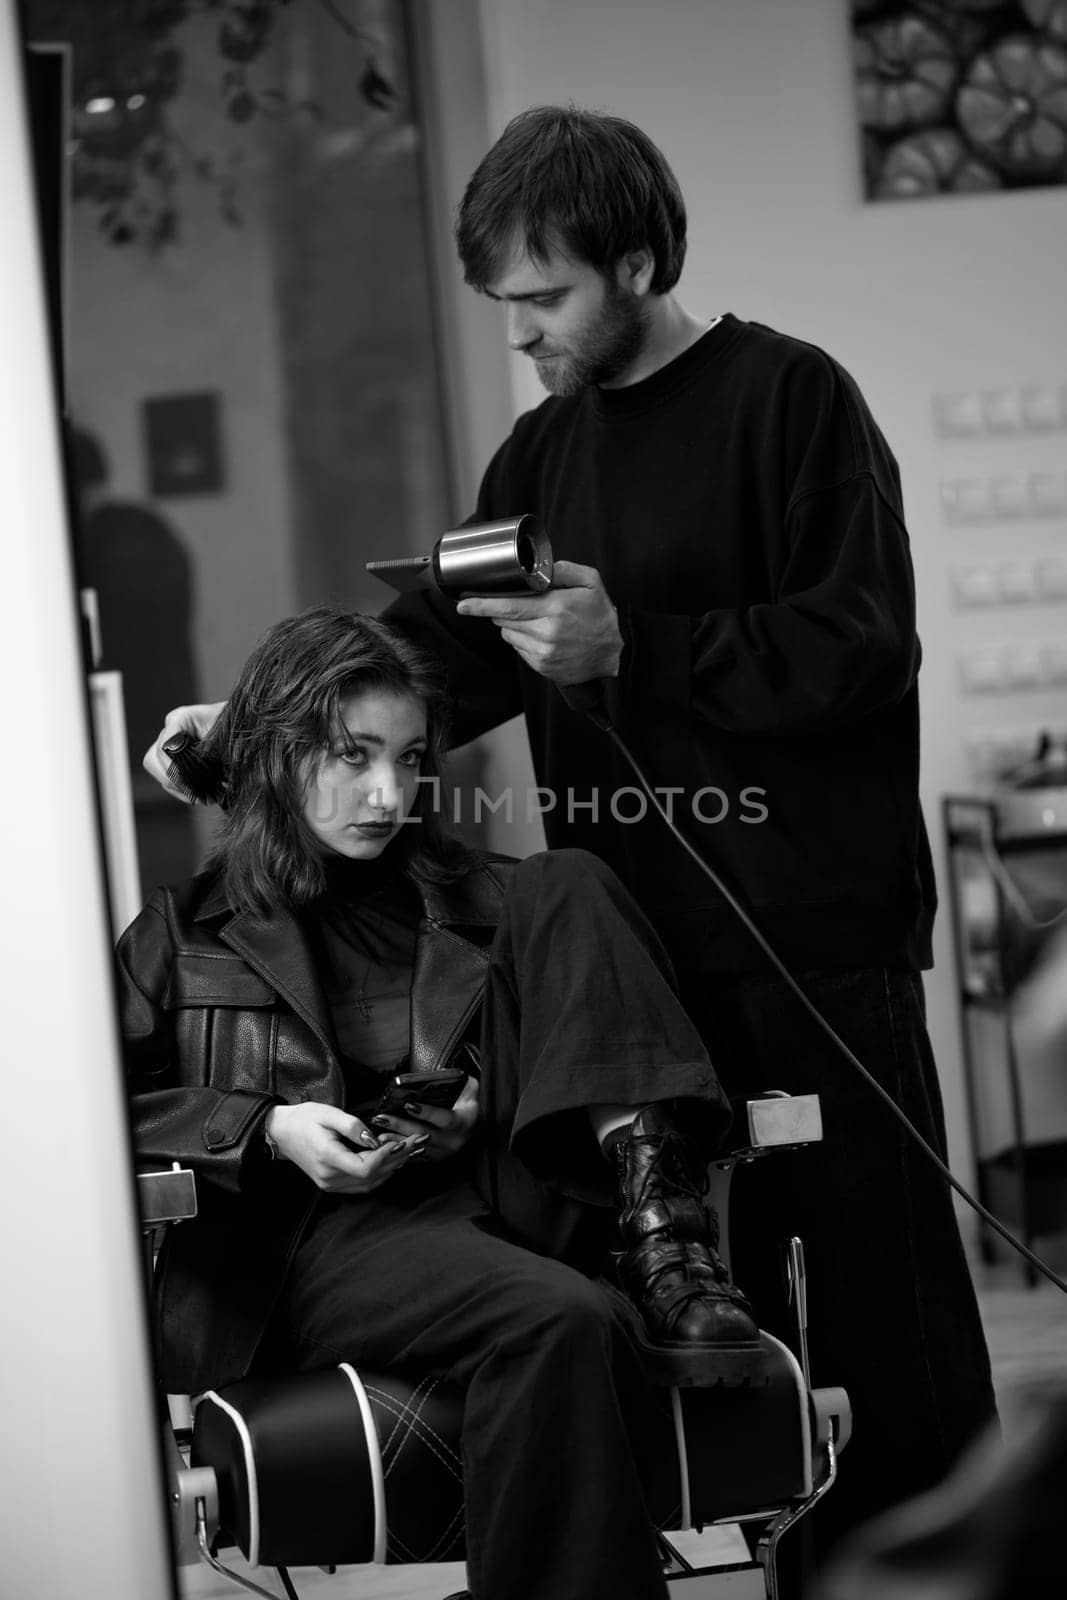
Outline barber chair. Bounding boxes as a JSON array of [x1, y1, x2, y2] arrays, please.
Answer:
[[140, 1093, 850, 1600]]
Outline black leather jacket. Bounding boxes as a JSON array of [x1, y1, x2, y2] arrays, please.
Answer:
[[118, 854, 514, 1393]]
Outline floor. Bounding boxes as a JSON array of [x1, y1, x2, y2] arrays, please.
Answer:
[[179, 1527, 754, 1600], [176, 1233, 1067, 1600], [969, 1226, 1067, 1432]]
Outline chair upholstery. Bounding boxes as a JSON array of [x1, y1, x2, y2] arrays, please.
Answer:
[[193, 1367, 466, 1568], [191, 1332, 820, 1571]]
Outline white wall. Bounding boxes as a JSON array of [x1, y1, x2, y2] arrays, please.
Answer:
[[471, 0, 1067, 1192]]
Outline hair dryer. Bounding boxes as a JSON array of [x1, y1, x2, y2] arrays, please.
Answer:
[[366, 516, 553, 598]]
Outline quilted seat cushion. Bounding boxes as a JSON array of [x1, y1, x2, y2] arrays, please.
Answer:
[[192, 1365, 466, 1568]]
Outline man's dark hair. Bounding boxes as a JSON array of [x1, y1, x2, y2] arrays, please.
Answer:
[[456, 105, 687, 294], [203, 607, 472, 912]]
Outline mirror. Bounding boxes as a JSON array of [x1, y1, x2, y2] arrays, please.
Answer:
[[24, 0, 459, 907]]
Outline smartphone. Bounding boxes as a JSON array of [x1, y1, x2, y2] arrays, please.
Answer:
[[374, 1068, 467, 1121]]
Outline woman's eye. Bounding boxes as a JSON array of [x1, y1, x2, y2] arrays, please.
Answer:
[[399, 750, 424, 768], [339, 749, 367, 768]]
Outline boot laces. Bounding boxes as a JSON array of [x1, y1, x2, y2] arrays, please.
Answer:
[[633, 1128, 711, 1215]]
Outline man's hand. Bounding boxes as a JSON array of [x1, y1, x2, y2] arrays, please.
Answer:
[[143, 702, 226, 802], [370, 1074, 480, 1163], [265, 1102, 426, 1194], [456, 560, 622, 685]]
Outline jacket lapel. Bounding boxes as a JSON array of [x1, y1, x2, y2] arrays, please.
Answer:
[[408, 864, 513, 1073], [409, 919, 491, 1073]]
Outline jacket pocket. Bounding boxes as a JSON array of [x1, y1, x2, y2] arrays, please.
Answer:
[[165, 956, 280, 1094]]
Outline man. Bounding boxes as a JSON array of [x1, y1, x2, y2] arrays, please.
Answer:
[[145, 106, 996, 1570]]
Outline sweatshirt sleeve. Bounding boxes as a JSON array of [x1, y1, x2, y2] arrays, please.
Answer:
[[384, 583, 524, 748], [117, 897, 277, 1194]]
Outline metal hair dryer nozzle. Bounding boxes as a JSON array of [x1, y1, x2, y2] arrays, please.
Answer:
[[366, 515, 553, 598]]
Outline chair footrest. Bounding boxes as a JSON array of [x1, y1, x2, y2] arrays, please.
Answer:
[[647, 1333, 819, 1527]]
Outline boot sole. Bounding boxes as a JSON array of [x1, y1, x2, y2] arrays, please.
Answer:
[[634, 1329, 772, 1388]]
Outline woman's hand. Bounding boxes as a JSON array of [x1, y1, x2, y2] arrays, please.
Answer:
[[370, 1074, 480, 1163], [264, 1102, 426, 1194], [142, 702, 227, 801]]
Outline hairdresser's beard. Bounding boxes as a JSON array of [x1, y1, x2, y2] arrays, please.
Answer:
[[532, 281, 650, 397]]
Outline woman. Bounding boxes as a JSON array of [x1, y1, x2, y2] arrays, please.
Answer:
[[119, 606, 756, 1600]]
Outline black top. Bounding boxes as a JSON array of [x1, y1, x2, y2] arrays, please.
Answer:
[[386, 314, 936, 984], [307, 855, 420, 1108]]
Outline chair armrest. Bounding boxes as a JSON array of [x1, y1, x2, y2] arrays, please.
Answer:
[[714, 1093, 823, 1172], [137, 1164, 198, 1228]]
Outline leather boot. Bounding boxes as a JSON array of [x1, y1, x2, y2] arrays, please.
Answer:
[[614, 1099, 760, 1380]]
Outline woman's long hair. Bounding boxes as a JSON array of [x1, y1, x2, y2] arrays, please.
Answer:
[[202, 607, 474, 912]]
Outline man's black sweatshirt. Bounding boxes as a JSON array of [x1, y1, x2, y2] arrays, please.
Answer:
[[386, 313, 936, 986]]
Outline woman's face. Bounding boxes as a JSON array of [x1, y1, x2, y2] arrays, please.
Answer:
[[301, 688, 428, 861]]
